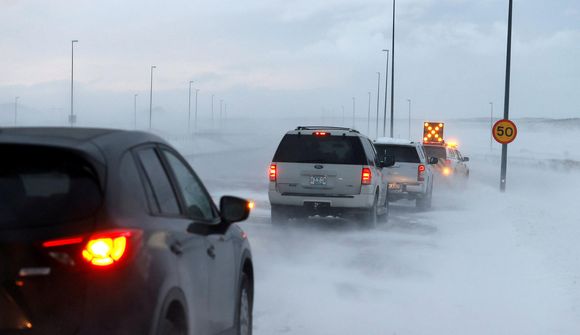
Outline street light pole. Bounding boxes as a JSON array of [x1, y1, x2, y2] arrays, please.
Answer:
[[149, 65, 156, 130], [195, 88, 199, 132], [407, 99, 411, 139], [219, 99, 223, 127], [14, 96, 19, 126], [352, 97, 356, 129], [134, 94, 138, 129], [382, 49, 389, 137], [389, 0, 396, 138], [70, 40, 78, 127], [367, 92, 371, 136], [376, 72, 381, 139], [489, 102, 494, 151], [188, 81, 193, 132]]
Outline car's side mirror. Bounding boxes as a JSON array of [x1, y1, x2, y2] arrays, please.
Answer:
[[220, 196, 251, 224], [463, 157, 470, 162], [381, 155, 395, 168], [428, 157, 439, 165]]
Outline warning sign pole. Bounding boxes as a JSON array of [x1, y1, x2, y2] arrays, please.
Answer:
[[500, 0, 514, 192]]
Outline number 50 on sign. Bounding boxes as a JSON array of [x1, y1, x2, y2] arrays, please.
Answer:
[[492, 119, 517, 144]]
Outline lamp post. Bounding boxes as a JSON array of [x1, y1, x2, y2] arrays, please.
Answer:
[[352, 97, 356, 129], [149, 65, 156, 130], [195, 89, 199, 132], [134, 94, 138, 129], [407, 99, 411, 139], [188, 81, 193, 132], [382, 49, 389, 137], [367, 92, 371, 136], [489, 102, 493, 151], [389, 0, 396, 138], [211, 94, 215, 127], [14, 96, 19, 126], [219, 99, 223, 128], [70, 40, 78, 127], [376, 72, 381, 139]]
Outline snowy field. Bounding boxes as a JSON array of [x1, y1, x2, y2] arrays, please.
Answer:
[[173, 117, 579, 335]]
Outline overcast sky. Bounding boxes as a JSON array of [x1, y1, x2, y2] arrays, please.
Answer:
[[0, 0, 578, 129]]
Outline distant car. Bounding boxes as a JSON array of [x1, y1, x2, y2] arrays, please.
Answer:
[[373, 138, 437, 209], [423, 143, 470, 179], [268, 126, 394, 228], [0, 128, 254, 335]]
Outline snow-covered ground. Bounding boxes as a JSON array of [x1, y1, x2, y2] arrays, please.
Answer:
[[175, 118, 580, 334]]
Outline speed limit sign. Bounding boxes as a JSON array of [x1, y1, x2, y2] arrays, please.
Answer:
[[492, 119, 517, 144]]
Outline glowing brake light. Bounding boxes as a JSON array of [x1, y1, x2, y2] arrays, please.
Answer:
[[418, 164, 426, 181], [313, 131, 330, 136], [82, 230, 140, 267], [42, 237, 83, 248], [361, 167, 372, 185], [43, 229, 142, 269], [269, 164, 277, 182]]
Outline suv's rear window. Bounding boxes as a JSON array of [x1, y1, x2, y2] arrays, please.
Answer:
[[273, 134, 366, 165], [374, 144, 420, 163], [0, 145, 102, 228], [423, 146, 447, 159]]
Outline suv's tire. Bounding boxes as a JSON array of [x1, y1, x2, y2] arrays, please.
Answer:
[[236, 273, 253, 335], [361, 195, 378, 229], [416, 183, 433, 210], [378, 194, 389, 224], [270, 206, 288, 225]]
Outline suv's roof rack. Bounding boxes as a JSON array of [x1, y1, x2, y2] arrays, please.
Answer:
[[294, 126, 360, 134]]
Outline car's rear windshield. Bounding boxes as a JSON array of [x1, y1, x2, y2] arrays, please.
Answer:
[[0, 145, 102, 229], [374, 144, 420, 163], [423, 146, 447, 159], [273, 134, 366, 165]]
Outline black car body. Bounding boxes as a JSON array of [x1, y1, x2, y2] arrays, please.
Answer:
[[0, 128, 254, 335]]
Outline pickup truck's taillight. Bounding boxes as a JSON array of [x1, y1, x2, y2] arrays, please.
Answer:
[[269, 164, 277, 182], [418, 164, 426, 181], [361, 167, 372, 185]]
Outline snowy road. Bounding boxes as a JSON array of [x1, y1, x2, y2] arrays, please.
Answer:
[[179, 120, 580, 335]]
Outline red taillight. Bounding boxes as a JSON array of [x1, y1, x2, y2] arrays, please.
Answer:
[[361, 167, 372, 185], [82, 230, 141, 267], [313, 131, 330, 136], [269, 164, 277, 182], [43, 229, 142, 268], [418, 164, 426, 181], [42, 237, 84, 248]]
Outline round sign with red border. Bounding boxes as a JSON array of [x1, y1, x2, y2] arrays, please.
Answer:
[[492, 119, 517, 144]]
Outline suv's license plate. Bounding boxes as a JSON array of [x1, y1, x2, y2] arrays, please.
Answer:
[[388, 183, 401, 191], [310, 176, 327, 185]]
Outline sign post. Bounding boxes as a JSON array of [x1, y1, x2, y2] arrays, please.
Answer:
[[500, 0, 514, 192]]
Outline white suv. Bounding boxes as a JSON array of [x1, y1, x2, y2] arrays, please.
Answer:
[[373, 138, 437, 209], [268, 126, 394, 227]]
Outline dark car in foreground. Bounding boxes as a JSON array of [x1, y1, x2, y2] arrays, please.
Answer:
[[0, 127, 254, 335]]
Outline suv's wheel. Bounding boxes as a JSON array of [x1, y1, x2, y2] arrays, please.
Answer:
[[416, 183, 433, 210], [270, 206, 288, 225], [236, 273, 253, 335], [378, 189, 389, 224], [361, 195, 378, 229]]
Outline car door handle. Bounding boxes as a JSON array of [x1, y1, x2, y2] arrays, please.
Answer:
[[206, 245, 216, 259], [170, 241, 183, 256]]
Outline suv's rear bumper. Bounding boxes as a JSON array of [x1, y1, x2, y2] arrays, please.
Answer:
[[268, 185, 375, 209], [388, 182, 427, 201]]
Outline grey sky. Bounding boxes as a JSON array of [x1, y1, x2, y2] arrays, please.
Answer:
[[0, 0, 579, 128]]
